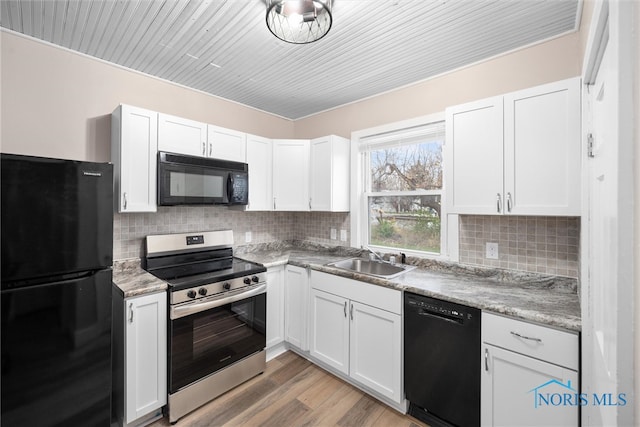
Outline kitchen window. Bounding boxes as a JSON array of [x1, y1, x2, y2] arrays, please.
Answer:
[[353, 115, 446, 256]]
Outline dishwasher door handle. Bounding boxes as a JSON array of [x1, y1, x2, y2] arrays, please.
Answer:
[[417, 309, 463, 325]]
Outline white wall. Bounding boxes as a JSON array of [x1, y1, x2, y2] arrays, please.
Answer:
[[293, 28, 589, 139], [0, 31, 294, 162]]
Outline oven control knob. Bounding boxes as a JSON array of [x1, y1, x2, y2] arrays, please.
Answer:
[[223, 282, 231, 290], [187, 290, 197, 299], [243, 277, 251, 285], [251, 276, 260, 283], [198, 288, 208, 296]]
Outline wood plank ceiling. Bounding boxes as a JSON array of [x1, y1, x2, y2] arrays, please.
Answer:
[[1, 0, 581, 119]]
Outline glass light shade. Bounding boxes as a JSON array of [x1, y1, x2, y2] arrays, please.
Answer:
[[266, 0, 333, 44]]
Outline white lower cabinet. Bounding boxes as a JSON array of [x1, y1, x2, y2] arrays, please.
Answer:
[[266, 266, 285, 352], [481, 312, 579, 427], [309, 289, 350, 374], [284, 265, 309, 351], [113, 290, 167, 427], [349, 300, 402, 402], [309, 271, 403, 406]]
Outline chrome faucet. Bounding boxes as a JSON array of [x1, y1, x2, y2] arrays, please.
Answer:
[[364, 245, 386, 263]]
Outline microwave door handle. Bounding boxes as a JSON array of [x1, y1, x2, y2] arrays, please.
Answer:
[[227, 173, 233, 203]]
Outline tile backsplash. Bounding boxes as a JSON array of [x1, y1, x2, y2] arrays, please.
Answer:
[[458, 215, 580, 278], [115, 208, 578, 279], [113, 207, 350, 260]]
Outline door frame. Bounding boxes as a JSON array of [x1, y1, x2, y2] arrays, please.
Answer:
[[580, 1, 636, 425]]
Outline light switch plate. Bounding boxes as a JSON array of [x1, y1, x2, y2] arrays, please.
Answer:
[[330, 228, 337, 240], [245, 231, 252, 243], [486, 242, 499, 259], [340, 229, 347, 242]]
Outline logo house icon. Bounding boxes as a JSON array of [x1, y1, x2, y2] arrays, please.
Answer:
[[528, 379, 577, 408]]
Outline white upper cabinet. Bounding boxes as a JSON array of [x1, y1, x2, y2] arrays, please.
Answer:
[[446, 77, 581, 216], [246, 134, 273, 211], [158, 113, 207, 157], [272, 139, 310, 211], [111, 104, 158, 213], [207, 125, 246, 162], [504, 79, 581, 215], [309, 135, 350, 212], [445, 96, 504, 214]]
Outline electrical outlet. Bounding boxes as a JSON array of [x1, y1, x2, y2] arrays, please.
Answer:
[[330, 228, 337, 240], [245, 231, 252, 243], [486, 242, 499, 259], [340, 229, 347, 242]]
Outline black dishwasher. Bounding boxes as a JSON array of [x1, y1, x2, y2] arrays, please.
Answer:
[[404, 292, 480, 427]]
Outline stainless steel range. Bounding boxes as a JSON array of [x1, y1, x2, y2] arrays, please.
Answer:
[[143, 230, 267, 424]]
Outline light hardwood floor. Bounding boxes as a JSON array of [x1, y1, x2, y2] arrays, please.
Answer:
[[151, 351, 428, 427]]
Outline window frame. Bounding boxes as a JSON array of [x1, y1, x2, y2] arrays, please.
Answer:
[[350, 112, 453, 260]]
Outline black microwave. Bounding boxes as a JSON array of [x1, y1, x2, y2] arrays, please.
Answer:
[[158, 152, 248, 206]]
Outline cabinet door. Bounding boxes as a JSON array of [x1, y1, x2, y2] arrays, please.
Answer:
[[284, 265, 309, 350], [246, 134, 273, 211], [158, 113, 207, 157], [349, 301, 402, 403], [266, 266, 285, 348], [309, 289, 350, 375], [310, 135, 350, 212], [445, 96, 504, 214], [504, 78, 581, 215], [207, 125, 246, 161], [112, 104, 158, 213], [125, 292, 167, 424], [481, 344, 579, 427], [273, 139, 310, 211]]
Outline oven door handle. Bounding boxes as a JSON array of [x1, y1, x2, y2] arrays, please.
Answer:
[[170, 284, 266, 320]]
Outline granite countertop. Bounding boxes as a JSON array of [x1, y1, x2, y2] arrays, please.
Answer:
[[236, 243, 581, 332], [112, 241, 581, 332], [112, 259, 167, 298]]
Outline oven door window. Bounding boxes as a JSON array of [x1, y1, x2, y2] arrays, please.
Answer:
[[169, 293, 266, 393], [159, 163, 228, 205]]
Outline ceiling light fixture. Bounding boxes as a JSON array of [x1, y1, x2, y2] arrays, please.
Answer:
[[266, 0, 333, 44]]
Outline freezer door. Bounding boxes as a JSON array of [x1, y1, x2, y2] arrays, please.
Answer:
[[1, 154, 113, 284], [0, 268, 113, 426]]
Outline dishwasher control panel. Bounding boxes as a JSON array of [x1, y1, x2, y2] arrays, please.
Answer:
[[405, 293, 473, 322]]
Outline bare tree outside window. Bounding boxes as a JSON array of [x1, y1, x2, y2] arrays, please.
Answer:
[[368, 140, 443, 253]]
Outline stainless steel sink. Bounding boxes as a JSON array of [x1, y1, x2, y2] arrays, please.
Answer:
[[326, 258, 416, 279]]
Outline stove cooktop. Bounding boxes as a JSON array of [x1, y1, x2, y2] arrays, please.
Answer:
[[155, 258, 266, 292]]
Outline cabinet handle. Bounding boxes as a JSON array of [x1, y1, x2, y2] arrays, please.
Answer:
[[123, 192, 128, 210], [309, 198, 312, 210], [344, 301, 347, 318], [510, 331, 542, 343], [273, 197, 276, 210], [129, 302, 134, 323], [485, 348, 489, 371], [507, 192, 512, 212], [209, 142, 212, 156], [202, 142, 206, 155], [350, 303, 354, 320], [496, 193, 502, 213]]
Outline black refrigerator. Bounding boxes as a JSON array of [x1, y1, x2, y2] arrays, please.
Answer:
[[1, 153, 114, 426]]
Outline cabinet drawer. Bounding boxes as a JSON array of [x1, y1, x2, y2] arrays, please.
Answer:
[[310, 270, 401, 314], [482, 312, 578, 370]]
